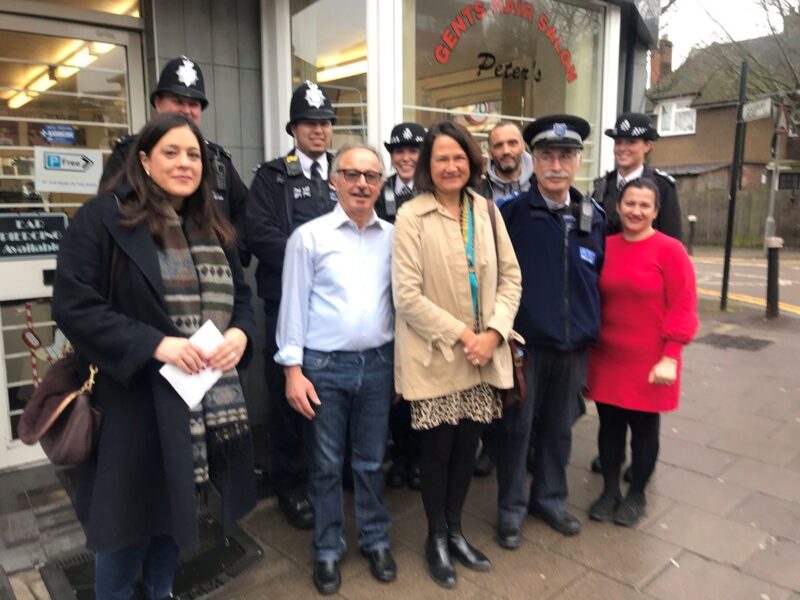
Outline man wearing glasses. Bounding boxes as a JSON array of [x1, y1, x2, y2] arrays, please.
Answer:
[[275, 144, 396, 594], [496, 115, 605, 545], [246, 81, 337, 531]]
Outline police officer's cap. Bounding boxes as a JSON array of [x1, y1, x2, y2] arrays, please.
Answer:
[[523, 114, 590, 149], [286, 81, 337, 135], [150, 56, 208, 109], [384, 122, 426, 152], [604, 112, 659, 141]]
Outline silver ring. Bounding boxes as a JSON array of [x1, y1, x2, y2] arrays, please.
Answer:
[[473, 359, 480, 366]]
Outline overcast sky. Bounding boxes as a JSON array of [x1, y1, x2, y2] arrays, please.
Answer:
[[661, 0, 782, 67]]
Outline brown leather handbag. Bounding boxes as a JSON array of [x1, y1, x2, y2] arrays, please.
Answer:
[[18, 355, 102, 465], [485, 195, 528, 409]]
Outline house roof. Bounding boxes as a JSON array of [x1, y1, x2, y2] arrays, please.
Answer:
[[648, 29, 800, 108]]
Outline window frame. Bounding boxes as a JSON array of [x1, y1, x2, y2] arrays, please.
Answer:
[[656, 96, 697, 137]]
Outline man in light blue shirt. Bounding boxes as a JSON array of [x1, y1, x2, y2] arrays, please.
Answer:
[[275, 144, 396, 594]]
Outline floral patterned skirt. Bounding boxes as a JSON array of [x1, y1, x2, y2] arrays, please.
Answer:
[[409, 382, 503, 431]]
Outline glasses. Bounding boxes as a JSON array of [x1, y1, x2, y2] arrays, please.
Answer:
[[336, 169, 383, 185], [533, 150, 578, 164]]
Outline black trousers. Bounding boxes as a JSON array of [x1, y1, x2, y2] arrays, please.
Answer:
[[418, 419, 483, 533], [595, 402, 660, 498], [389, 400, 420, 469], [264, 305, 308, 497]]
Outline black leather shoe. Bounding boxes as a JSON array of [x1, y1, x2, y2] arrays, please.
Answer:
[[313, 559, 341, 595], [614, 493, 646, 527], [473, 449, 495, 477], [448, 531, 491, 571], [528, 506, 581, 536], [425, 534, 456, 588], [588, 494, 620, 522], [496, 523, 522, 550], [361, 547, 397, 582], [590, 455, 602, 473], [386, 463, 406, 488], [407, 464, 422, 491], [278, 492, 314, 530]]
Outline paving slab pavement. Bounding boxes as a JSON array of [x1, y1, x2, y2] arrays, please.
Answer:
[[221, 299, 800, 599]]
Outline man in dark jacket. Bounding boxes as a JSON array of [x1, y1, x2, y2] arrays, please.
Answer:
[[99, 56, 251, 265], [590, 112, 682, 240], [245, 81, 337, 529], [375, 122, 424, 223], [496, 115, 605, 547]]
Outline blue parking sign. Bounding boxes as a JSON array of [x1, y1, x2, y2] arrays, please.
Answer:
[[46, 154, 61, 169]]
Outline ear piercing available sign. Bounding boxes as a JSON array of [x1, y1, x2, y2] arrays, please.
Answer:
[[434, 0, 579, 84]]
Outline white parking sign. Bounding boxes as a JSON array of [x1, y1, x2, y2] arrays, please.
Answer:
[[34, 146, 103, 194]]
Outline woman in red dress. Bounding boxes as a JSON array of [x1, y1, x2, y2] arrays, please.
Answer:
[[586, 177, 698, 527]]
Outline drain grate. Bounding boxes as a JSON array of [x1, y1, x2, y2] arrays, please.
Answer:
[[39, 515, 263, 600], [696, 333, 773, 351]]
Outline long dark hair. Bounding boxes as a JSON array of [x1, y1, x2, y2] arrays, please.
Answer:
[[117, 113, 235, 247], [415, 120, 484, 193]]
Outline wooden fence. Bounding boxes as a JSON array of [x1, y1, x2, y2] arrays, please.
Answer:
[[679, 190, 800, 247]]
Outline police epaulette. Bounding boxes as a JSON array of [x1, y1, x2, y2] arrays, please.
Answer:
[[590, 196, 605, 217], [115, 134, 135, 148], [206, 141, 231, 159], [654, 168, 676, 185]]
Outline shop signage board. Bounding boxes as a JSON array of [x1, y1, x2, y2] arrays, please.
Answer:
[[33, 146, 102, 194], [0, 213, 68, 259]]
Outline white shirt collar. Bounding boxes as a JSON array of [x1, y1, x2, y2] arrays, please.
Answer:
[[329, 201, 387, 231], [295, 148, 329, 180], [541, 193, 570, 212], [617, 164, 644, 185], [394, 176, 414, 195]]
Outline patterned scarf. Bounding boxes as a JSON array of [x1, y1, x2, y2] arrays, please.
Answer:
[[157, 206, 249, 484]]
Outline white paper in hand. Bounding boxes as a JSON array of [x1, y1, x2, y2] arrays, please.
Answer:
[[159, 320, 225, 408]]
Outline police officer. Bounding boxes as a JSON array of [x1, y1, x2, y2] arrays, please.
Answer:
[[589, 112, 683, 477], [591, 112, 682, 240], [245, 81, 337, 530], [376, 122, 424, 223], [99, 56, 250, 264], [496, 115, 605, 546]]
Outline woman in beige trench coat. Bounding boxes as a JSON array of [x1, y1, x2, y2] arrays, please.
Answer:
[[392, 121, 521, 589]]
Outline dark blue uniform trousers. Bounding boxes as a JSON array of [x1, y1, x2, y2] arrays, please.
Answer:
[[496, 346, 588, 526]]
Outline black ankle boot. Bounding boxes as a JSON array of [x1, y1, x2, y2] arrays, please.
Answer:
[[425, 532, 456, 588], [447, 530, 491, 572]]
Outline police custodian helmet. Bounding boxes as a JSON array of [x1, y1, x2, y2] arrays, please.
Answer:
[[604, 112, 659, 141], [285, 81, 337, 135], [150, 56, 208, 109], [523, 114, 591, 149], [384, 122, 426, 152]]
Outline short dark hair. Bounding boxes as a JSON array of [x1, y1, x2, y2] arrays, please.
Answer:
[[619, 177, 661, 210], [414, 121, 484, 193], [116, 113, 235, 248]]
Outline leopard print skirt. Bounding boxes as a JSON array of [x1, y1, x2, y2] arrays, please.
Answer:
[[409, 382, 503, 431]]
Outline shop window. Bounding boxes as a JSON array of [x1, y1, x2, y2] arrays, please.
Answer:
[[656, 97, 696, 136], [291, 0, 367, 147], [21, 0, 140, 17], [404, 0, 605, 186]]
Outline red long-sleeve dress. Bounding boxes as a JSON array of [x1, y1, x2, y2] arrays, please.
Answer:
[[586, 231, 699, 413]]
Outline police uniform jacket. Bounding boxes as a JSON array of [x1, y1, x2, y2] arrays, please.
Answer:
[[245, 150, 336, 305], [376, 174, 417, 223], [591, 165, 682, 240], [500, 181, 605, 351], [52, 184, 256, 552], [99, 134, 251, 265]]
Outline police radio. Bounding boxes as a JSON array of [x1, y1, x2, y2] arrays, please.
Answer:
[[383, 187, 397, 217], [212, 155, 227, 192]]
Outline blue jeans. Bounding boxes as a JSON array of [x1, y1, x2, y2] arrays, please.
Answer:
[[303, 343, 393, 561], [95, 534, 179, 600]]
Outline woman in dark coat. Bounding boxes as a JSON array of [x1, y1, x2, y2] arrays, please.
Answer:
[[53, 113, 256, 600]]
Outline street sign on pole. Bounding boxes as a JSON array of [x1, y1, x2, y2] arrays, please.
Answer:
[[743, 97, 772, 122]]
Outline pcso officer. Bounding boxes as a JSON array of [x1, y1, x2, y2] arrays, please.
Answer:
[[245, 81, 337, 530], [99, 56, 250, 264], [379, 122, 424, 491], [376, 122, 425, 223], [591, 112, 682, 240], [496, 115, 605, 546], [588, 112, 683, 477]]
